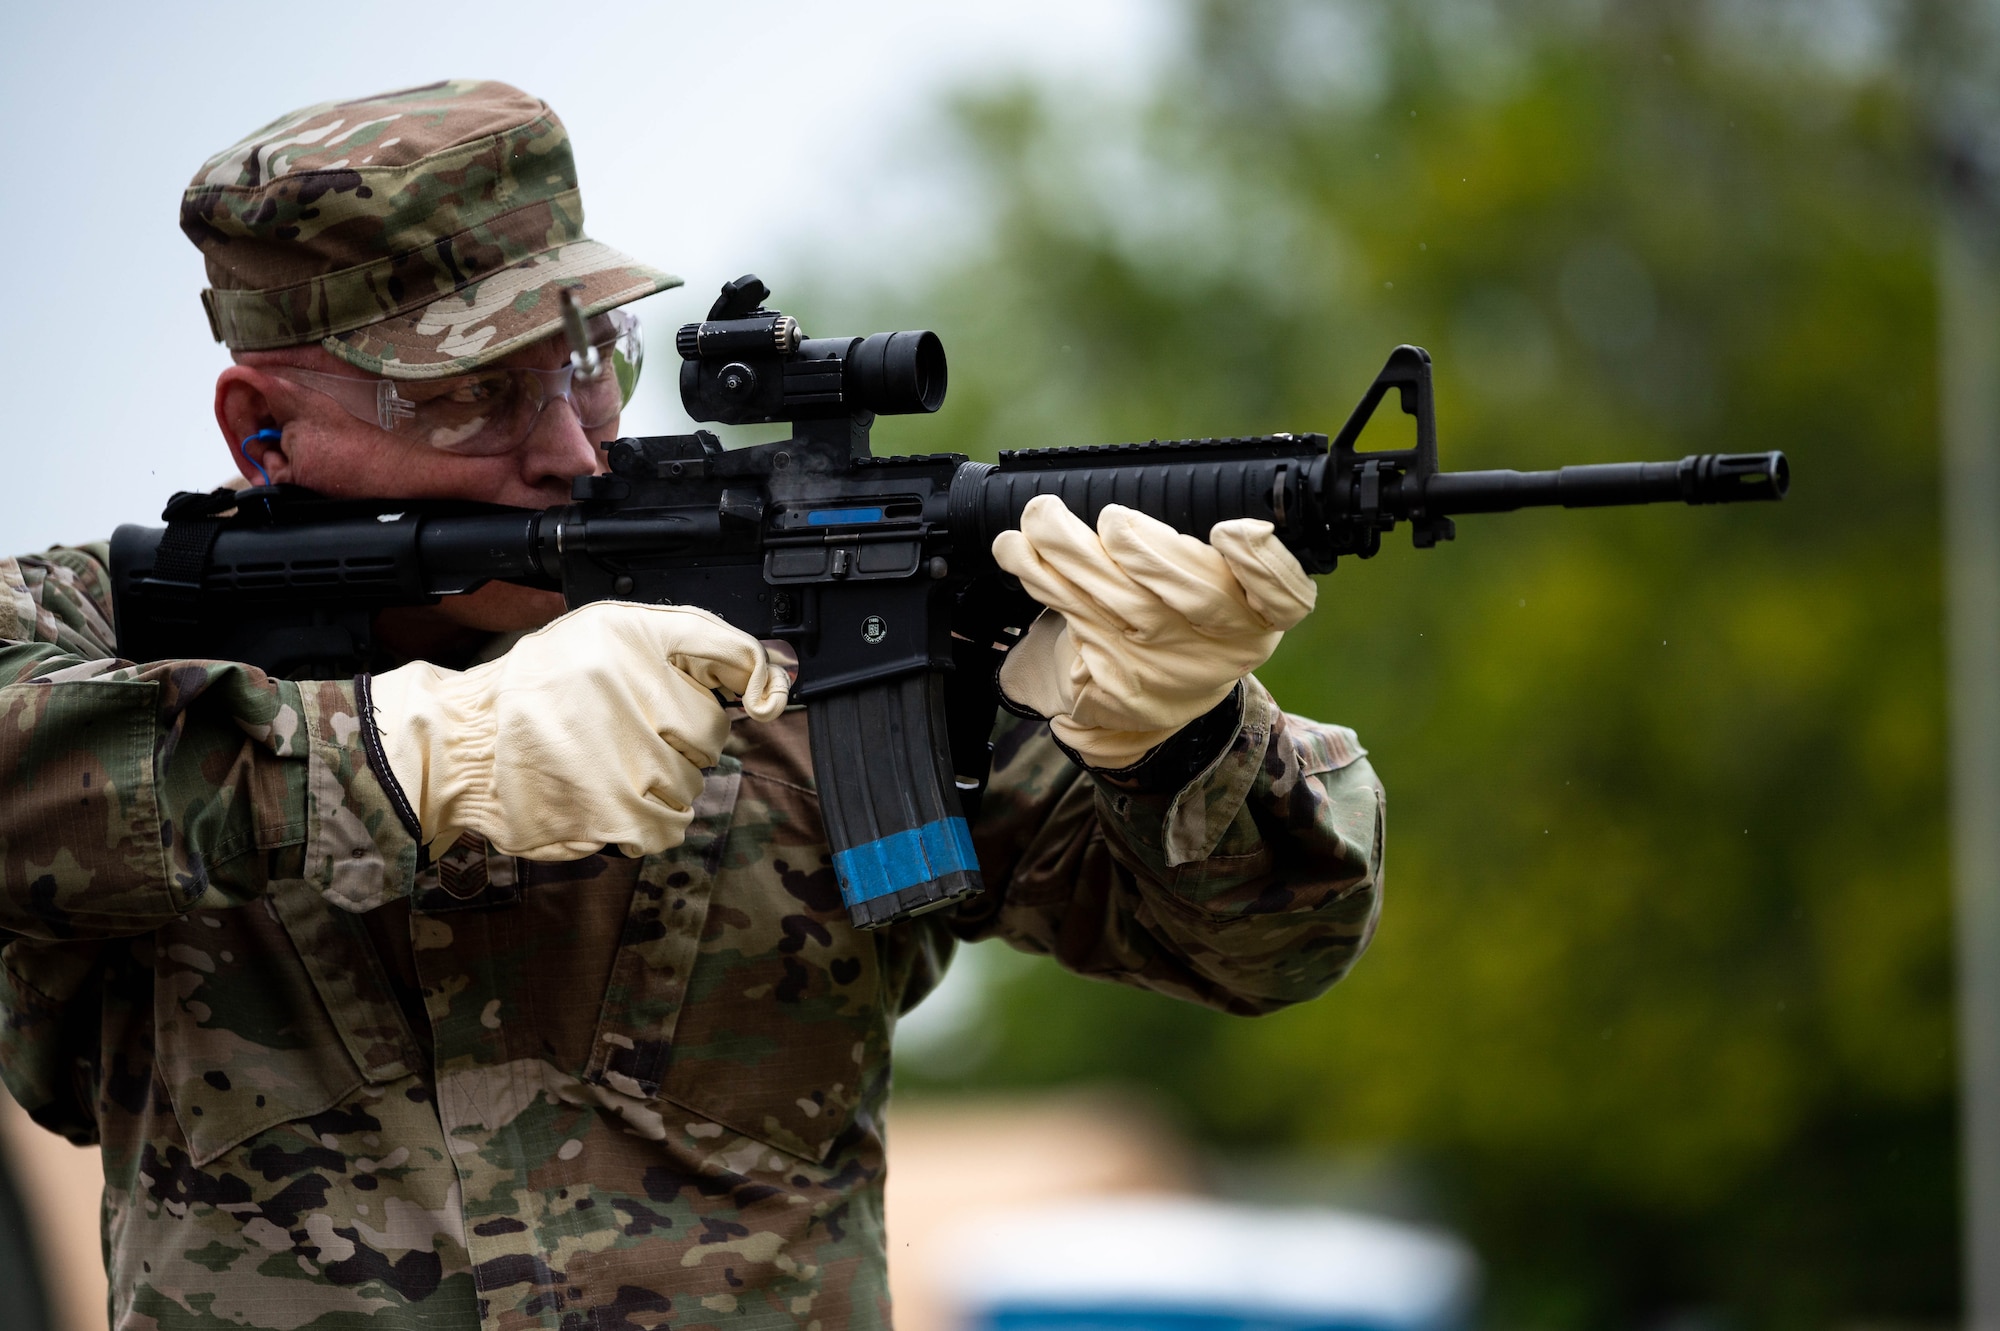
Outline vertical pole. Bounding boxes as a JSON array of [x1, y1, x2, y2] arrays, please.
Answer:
[[1943, 174, 2000, 1331]]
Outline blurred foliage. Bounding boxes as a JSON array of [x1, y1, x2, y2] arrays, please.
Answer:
[[873, 1, 1958, 1326]]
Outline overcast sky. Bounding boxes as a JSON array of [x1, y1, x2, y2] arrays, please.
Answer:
[[0, 2, 1171, 553]]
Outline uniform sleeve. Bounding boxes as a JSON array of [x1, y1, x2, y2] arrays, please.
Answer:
[[0, 544, 418, 939], [957, 675, 1383, 1015]]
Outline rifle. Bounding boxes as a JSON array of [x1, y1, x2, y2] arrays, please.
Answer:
[[111, 275, 1789, 929]]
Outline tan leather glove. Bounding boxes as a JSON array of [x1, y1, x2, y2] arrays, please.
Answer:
[[365, 601, 789, 860], [992, 495, 1317, 769]]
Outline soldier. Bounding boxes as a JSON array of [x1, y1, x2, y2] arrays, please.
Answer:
[[0, 81, 1384, 1330]]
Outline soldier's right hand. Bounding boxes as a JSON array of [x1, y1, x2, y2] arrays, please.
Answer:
[[363, 601, 790, 860]]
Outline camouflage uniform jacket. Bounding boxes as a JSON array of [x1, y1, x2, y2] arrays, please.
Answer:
[[0, 540, 1385, 1331]]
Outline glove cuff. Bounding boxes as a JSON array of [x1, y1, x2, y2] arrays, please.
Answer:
[[1055, 682, 1245, 793], [365, 659, 502, 850], [355, 673, 424, 845]]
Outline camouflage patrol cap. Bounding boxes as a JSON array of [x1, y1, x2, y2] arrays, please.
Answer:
[[181, 79, 679, 379]]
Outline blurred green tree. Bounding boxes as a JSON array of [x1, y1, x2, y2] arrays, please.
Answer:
[[876, 2, 1957, 1326]]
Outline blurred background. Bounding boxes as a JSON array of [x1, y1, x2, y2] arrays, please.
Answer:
[[3, 1, 1993, 1328]]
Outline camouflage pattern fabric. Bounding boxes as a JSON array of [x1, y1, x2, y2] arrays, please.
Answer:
[[181, 79, 679, 378], [0, 540, 1385, 1331]]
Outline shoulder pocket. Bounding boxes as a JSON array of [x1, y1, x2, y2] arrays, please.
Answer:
[[155, 885, 415, 1166], [653, 727, 890, 1164], [582, 757, 740, 1100]]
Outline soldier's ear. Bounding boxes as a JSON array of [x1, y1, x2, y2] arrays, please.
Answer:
[[214, 365, 300, 485]]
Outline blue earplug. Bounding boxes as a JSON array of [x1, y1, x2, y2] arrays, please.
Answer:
[[239, 428, 281, 488]]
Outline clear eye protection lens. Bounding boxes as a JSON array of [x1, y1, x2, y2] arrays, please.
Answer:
[[268, 306, 645, 454], [571, 309, 642, 431], [610, 310, 643, 408]]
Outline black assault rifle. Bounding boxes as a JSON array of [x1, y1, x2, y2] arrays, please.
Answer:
[[111, 275, 1789, 928]]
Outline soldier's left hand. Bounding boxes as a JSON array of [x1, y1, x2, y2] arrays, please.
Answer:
[[992, 494, 1317, 769]]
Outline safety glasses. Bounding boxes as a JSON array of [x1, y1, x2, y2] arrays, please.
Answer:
[[266, 308, 643, 457]]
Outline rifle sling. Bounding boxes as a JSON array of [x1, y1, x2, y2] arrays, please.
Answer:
[[145, 488, 242, 601]]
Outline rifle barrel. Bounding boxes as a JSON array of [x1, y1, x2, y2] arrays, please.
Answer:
[[1421, 451, 1788, 515]]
